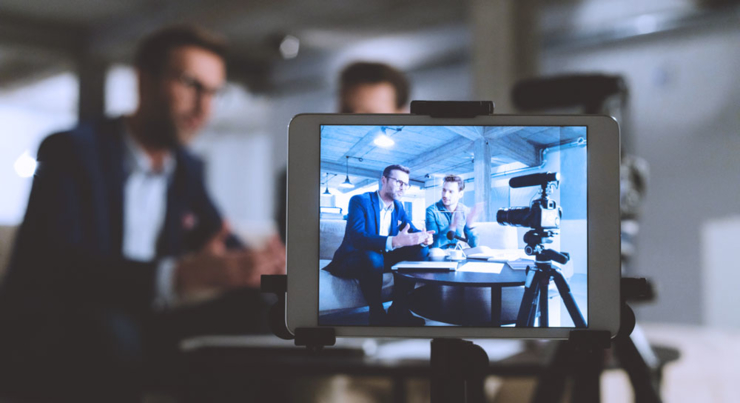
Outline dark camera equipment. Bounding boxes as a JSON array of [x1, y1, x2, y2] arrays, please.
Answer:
[[497, 172, 562, 248], [497, 171, 586, 328], [511, 75, 675, 403], [446, 231, 468, 243]]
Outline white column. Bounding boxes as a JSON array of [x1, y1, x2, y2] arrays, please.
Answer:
[[469, 0, 540, 113], [474, 138, 492, 221]]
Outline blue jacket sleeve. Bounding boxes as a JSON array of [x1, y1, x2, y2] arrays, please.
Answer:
[[346, 195, 387, 251]]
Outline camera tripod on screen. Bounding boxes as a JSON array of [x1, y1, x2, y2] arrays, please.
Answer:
[[515, 230, 585, 327], [496, 171, 586, 328]]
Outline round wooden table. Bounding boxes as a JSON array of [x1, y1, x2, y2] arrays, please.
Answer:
[[394, 260, 528, 326]]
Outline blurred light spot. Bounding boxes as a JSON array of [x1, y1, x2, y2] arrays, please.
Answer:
[[14, 151, 37, 178], [373, 134, 395, 148], [635, 15, 658, 35], [280, 35, 300, 59]]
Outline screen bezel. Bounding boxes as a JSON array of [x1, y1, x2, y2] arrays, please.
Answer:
[[286, 114, 620, 339]]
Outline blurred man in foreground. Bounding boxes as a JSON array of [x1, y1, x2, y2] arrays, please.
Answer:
[[0, 25, 284, 401]]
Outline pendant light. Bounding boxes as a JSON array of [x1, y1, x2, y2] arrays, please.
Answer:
[[339, 156, 354, 188]]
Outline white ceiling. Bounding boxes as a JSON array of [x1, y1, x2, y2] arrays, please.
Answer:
[[0, 0, 468, 90], [1, 0, 736, 91]]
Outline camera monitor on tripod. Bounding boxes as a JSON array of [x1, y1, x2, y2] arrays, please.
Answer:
[[286, 114, 620, 339]]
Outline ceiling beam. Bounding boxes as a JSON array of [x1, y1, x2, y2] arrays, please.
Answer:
[[0, 61, 69, 90], [0, 13, 86, 54], [543, 4, 740, 52], [321, 161, 381, 180], [336, 126, 384, 163], [402, 139, 474, 174], [484, 126, 540, 166], [321, 161, 424, 185], [86, 0, 263, 55], [444, 126, 484, 140]]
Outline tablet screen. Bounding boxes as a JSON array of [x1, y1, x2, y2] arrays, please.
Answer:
[[318, 125, 587, 328]]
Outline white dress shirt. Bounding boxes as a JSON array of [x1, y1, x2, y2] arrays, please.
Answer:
[[121, 130, 178, 309], [377, 192, 396, 252]]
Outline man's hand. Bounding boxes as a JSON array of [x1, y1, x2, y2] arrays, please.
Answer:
[[451, 210, 461, 231], [391, 223, 435, 249], [175, 226, 286, 297]]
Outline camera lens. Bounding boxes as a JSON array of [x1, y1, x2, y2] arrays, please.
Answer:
[[496, 207, 531, 227]]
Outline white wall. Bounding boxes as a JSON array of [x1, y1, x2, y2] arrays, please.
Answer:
[[0, 73, 78, 225], [702, 215, 740, 329]]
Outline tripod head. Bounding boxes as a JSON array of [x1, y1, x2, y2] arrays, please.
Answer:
[[523, 228, 570, 266]]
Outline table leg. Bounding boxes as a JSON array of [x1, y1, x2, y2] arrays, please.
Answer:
[[491, 287, 502, 326]]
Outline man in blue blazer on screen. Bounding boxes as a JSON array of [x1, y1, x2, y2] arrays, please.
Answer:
[[325, 164, 434, 325]]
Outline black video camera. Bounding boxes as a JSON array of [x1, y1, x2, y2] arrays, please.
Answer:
[[496, 172, 561, 231]]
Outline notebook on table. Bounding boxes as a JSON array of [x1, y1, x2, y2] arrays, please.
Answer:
[[391, 261, 459, 271]]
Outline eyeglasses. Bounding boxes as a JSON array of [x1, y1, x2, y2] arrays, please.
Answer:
[[385, 176, 409, 188], [174, 73, 223, 98]]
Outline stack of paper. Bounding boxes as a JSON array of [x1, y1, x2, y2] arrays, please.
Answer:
[[457, 262, 505, 274]]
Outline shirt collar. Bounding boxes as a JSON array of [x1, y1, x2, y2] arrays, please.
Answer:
[[122, 124, 175, 177], [436, 200, 450, 212], [377, 191, 394, 212]]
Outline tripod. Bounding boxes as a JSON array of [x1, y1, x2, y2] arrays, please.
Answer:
[[516, 233, 586, 328]]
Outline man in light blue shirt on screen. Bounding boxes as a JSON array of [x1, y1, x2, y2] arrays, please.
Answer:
[[426, 174, 481, 249]]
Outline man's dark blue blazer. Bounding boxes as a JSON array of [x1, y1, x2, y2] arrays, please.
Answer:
[[327, 191, 419, 269], [0, 117, 233, 371]]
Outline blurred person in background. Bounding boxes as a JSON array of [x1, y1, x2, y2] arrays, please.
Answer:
[[0, 25, 285, 401], [277, 61, 410, 242], [338, 61, 410, 114], [271, 61, 413, 397]]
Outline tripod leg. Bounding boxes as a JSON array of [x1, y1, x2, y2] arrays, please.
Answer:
[[430, 339, 489, 403], [431, 339, 466, 403], [516, 269, 539, 327], [531, 341, 570, 403], [613, 324, 663, 403], [528, 277, 541, 327], [464, 343, 489, 403], [538, 274, 549, 328], [571, 345, 605, 403], [550, 270, 586, 328]]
